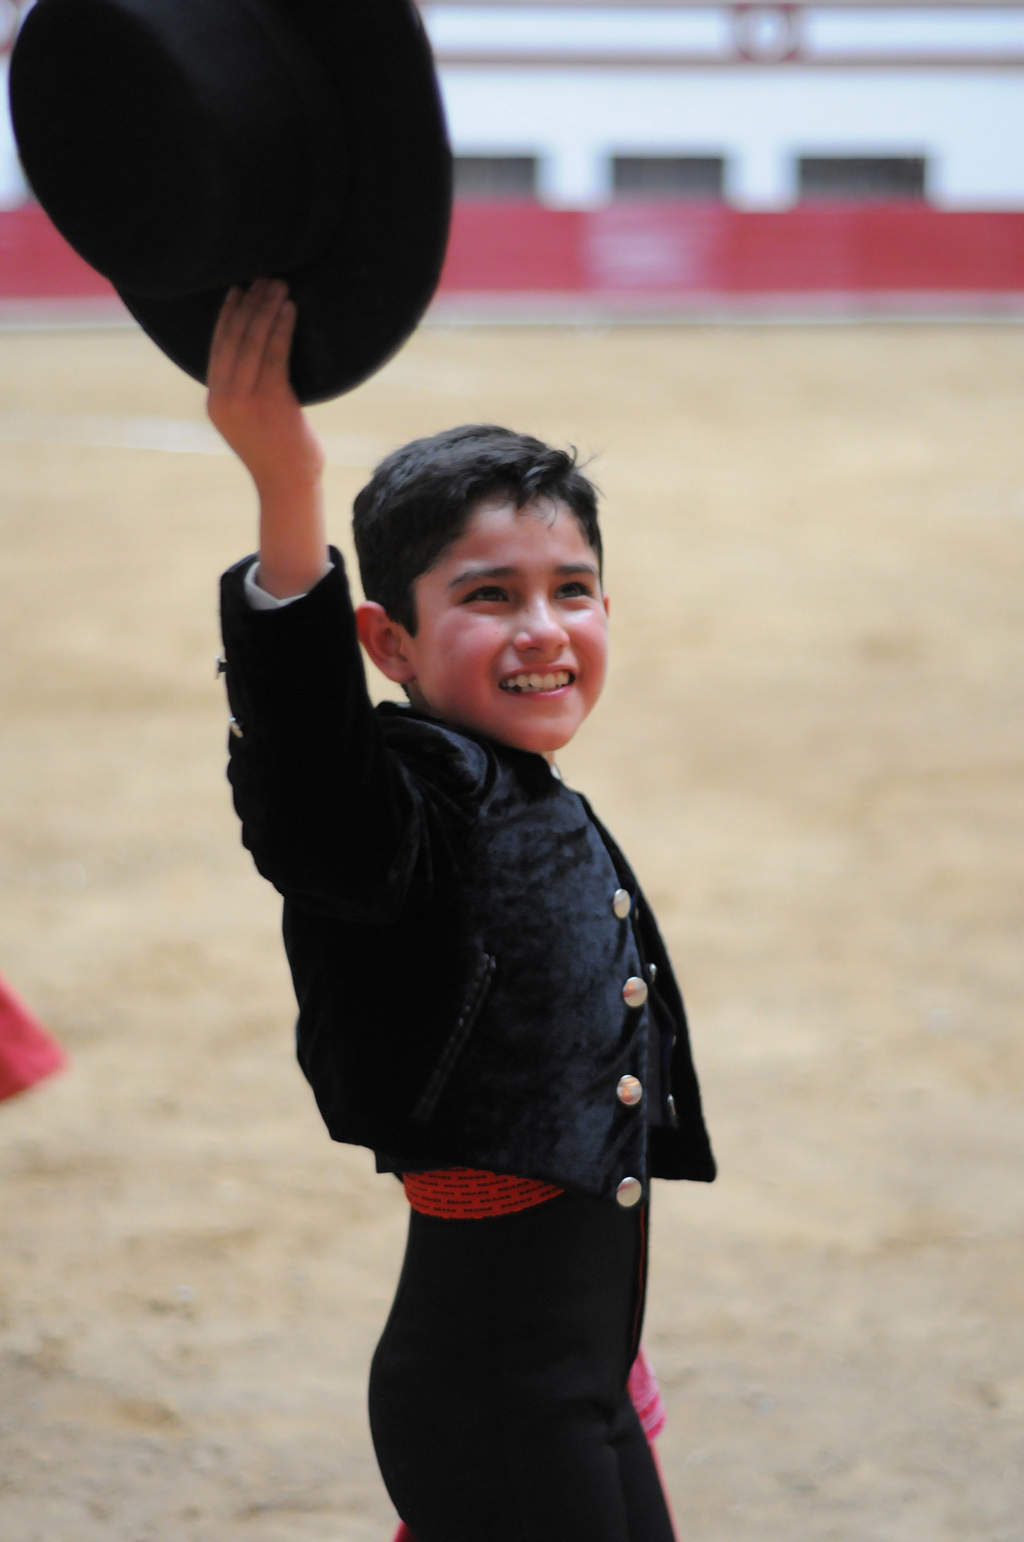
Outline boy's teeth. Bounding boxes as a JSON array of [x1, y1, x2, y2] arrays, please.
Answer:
[[501, 670, 571, 693]]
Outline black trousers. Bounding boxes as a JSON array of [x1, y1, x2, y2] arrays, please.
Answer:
[[368, 1190, 675, 1542]]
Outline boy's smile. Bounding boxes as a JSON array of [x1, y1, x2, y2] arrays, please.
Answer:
[[362, 496, 609, 758]]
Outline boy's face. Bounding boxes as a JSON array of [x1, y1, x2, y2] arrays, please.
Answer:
[[397, 496, 609, 758]]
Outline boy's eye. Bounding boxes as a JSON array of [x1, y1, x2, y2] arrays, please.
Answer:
[[557, 580, 593, 598], [463, 585, 508, 603]]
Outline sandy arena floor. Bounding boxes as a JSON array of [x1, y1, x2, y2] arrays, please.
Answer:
[[1, 318, 1022, 1541]]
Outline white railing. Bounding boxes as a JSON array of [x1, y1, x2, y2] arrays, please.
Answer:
[[420, 3, 1024, 68]]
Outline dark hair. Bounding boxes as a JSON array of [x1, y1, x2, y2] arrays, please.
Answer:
[[352, 424, 602, 632]]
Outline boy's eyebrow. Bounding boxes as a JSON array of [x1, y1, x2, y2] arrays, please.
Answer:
[[447, 561, 599, 589]]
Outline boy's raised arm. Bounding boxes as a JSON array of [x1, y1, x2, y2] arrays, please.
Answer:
[[206, 279, 328, 598]]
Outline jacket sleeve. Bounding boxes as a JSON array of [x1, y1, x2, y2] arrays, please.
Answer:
[[219, 548, 430, 921]]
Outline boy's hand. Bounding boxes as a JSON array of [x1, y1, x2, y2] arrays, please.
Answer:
[[206, 279, 324, 495], [207, 279, 328, 598]]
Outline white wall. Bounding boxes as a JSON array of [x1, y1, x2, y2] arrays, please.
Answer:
[[0, 59, 30, 208], [426, 4, 1024, 210], [438, 64, 1024, 209]]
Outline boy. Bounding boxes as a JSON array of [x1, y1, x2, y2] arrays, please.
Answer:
[[210, 280, 714, 1541]]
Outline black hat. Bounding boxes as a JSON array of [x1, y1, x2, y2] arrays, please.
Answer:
[[8, 0, 452, 403]]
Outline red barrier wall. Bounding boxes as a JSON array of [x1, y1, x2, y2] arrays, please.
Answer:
[[2, 200, 1023, 302], [440, 202, 1024, 295], [0, 204, 117, 298]]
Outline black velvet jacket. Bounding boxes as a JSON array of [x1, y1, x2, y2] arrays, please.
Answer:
[[219, 551, 715, 1203]]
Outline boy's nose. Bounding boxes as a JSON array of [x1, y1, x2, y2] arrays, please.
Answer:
[[513, 604, 569, 654]]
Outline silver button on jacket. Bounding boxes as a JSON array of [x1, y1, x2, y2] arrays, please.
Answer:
[[622, 975, 648, 1009], [612, 887, 631, 919], [616, 1073, 643, 1106], [615, 1176, 643, 1207]]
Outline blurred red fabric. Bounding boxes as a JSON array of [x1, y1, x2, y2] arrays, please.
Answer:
[[0, 973, 65, 1101]]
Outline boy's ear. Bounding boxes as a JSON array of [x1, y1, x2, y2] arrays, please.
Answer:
[[355, 601, 417, 685]]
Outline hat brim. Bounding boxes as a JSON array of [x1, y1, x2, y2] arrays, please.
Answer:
[[91, 0, 451, 404]]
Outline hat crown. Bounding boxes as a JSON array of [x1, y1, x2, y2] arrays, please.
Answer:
[[11, 0, 341, 297]]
